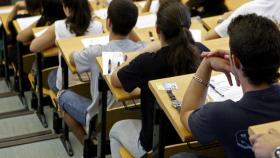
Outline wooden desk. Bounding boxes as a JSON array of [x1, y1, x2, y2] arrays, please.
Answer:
[[201, 15, 222, 31], [149, 74, 194, 142], [202, 38, 229, 51], [135, 27, 158, 43], [225, 0, 250, 11], [249, 121, 280, 136], [191, 19, 207, 41], [0, 5, 13, 34]]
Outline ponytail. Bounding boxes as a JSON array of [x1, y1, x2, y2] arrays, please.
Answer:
[[167, 27, 200, 75]]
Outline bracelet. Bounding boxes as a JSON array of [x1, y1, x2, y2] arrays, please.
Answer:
[[193, 75, 209, 87]]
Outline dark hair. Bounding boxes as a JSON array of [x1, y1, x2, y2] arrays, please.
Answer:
[[159, 0, 180, 6], [228, 14, 280, 85], [186, 0, 228, 18], [157, 2, 200, 75], [25, 0, 42, 15], [62, 0, 92, 36], [107, 0, 138, 36], [36, 0, 66, 27]]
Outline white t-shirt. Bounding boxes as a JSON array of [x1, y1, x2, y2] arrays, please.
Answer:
[[215, 0, 280, 37], [55, 19, 103, 90]]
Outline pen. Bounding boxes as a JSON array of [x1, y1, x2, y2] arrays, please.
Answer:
[[209, 83, 224, 97], [117, 61, 120, 67], [149, 31, 155, 42], [123, 55, 128, 62], [108, 59, 111, 74]]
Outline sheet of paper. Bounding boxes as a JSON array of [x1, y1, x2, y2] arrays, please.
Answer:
[[0, 8, 12, 14], [17, 16, 40, 30], [156, 82, 178, 91], [94, 8, 108, 19], [102, 52, 124, 75], [138, 0, 159, 14], [136, 14, 157, 29], [34, 28, 48, 37], [190, 29, 202, 42], [207, 73, 243, 102], [81, 35, 109, 48]]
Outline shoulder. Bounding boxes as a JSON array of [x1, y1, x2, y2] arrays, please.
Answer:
[[54, 19, 66, 28], [87, 20, 103, 34]]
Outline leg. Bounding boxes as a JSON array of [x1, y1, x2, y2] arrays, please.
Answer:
[[109, 119, 146, 158], [58, 90, 91, 125], [47, 69, 59, 92]]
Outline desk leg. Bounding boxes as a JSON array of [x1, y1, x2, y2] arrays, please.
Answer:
[[152, 102, 166, 158], [60, 56, 73, 156], [0, 26, 11, 88], [36, 53, 48, 128], [96, 74, 108, 158], [16, 41, 27, 107]]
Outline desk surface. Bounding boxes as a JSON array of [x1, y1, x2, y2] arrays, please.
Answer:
[[202, 37, 229, 51], [191, 19, 207, 40], [249, 121, 280, 136], [0, 5, 13, 35], [225, 0, 250, 11], [201, 15, 221, 31], [148, 74, 194, 142]]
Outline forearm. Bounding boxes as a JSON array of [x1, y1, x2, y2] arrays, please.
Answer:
[[7, 6, 18, 27], [128, 30, 141, 42], [142, 0, 152, 13]]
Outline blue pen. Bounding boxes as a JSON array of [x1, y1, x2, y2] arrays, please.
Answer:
[[209, 83, 224, 97], [108, 59, 111, 74]]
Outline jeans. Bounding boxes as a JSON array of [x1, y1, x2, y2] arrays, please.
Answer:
[[48, 69, 59, 92], [109, 119, 146, 158], [58, 90, 91, 125]]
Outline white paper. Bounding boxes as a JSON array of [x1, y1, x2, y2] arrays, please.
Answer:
[[34, 28, 47, 37], [138, 0, 159, 14], [102, 52, 124, 75], [17, 16, 40, 30], [207, 74, 243, 102], [81, 35, 109, 48], [94, 8, 108, 19], [190, 29, 201, 42], [0, 8, 12, 14], [136, 14, 157, 29]]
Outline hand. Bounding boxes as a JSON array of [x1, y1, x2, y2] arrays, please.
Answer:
[[69, 52, 76, 67], [250, 129, 280, 158], [15, 1, 26, 10], [201, 49, 230, 59]]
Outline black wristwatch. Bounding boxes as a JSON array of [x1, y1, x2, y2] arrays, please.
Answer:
[[273, 146, 280, 158]]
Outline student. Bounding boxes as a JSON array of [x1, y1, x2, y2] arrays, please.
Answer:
[[16, 0, 66, 43], [29, 0, 103, 92], [7, 0, 42, 44], [204, 0, 280, 40], [186, 0, 228, 18], [180, 14, 280, 158], [250, 129, 280, 158], [109, 2, 209, 158], [141, 0, 179, 13], [57, 0, 146, 130]]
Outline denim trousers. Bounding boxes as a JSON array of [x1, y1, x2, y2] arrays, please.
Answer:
[[47, 69, 59, 92], [58, 90, 91, 125]]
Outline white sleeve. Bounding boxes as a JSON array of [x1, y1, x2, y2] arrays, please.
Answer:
[[73, 45, 103, 74], [214, 2, 253, 37]]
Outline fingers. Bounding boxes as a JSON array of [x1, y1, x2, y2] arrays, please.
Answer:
[[268, 128, 279, 134], [224, 72, 233, 86], [249, 134, 263, 146], [201, 50, 230, 58]]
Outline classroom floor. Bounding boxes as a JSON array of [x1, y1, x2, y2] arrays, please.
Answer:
[[0, 77, 111, 158]]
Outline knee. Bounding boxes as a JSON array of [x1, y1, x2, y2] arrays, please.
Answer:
[[109, 120, 128, 140], [57, 90, 71, 108]]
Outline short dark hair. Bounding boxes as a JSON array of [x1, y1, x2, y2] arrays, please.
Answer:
[[25, 0, 42, 14], [228, 14, 280, 85], [107, 0, 138, 36], [62, 0, 92, 36]]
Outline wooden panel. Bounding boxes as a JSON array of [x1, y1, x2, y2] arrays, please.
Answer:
[[248, 121, 280, 136]]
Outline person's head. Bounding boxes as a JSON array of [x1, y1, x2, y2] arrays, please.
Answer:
[[186, 0, 228, 18], [61, 0, 92, 36], [107, 0, 138, 36], [228, 14, 280, 85], [156, 1, 200, 75], [36, 0, 66, 27], [159, 0, 180, 6], [25, 0, 42, 15]]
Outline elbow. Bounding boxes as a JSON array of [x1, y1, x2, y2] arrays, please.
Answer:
[[16, 34, 24, 43], [29, 41, 37, 53], [111, 72, 122, 88]]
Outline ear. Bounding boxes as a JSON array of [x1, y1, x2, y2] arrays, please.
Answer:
[[106, 18, 111, 31], [232, 54, 241, 69], [156, 25, 160, 35]]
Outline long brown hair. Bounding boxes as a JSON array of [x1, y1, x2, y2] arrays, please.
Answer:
[[157, 2, 200, 75], [62, 0, 92, 36]]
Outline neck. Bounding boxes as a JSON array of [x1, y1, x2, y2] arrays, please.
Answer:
[[109, 33, 128, 41], [239, 75, 271, 93]]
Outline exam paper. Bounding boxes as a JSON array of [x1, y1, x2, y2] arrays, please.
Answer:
[[34, 28, 47, 37], [0, 8, 12, 14], [94, 8, 108, 19], [136, 14, 157, 29], [190, 29, 201, 42], [81, 35, 109, 48], [102, 52, 124, 75], [208, 74, 243, 102], [17, 16, 40, 30]]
